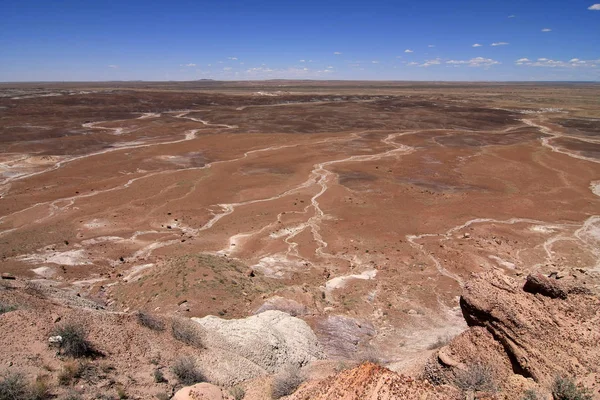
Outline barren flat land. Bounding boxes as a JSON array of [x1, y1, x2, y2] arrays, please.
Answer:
[[1, 80, 599, 371]]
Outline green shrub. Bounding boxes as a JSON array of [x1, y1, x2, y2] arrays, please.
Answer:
[[51, 323, 93, 358], [552, 376, 593, 400], [153, 369, 167, 384], [0, 303, 16, 315]]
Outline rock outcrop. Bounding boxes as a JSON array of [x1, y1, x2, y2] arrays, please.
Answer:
[[424, 270, 600, 397], [288, 362, 461, 400]]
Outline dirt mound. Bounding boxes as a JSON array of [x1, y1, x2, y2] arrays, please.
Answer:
[[288, 362, 460, 400], [191, 310, 324, 385]]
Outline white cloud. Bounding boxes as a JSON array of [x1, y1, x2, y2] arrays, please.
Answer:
[[372, 60, 379, 64], [491, 42, 509, 46], [508, 14, 516, 18], [334, 52, 342, 55], [228, 57, 238, 60], [180, 63, 196, 67], [428, 44, 435, 48], [516, 57, 600, 68], [541, 28, 552, 32], [327, 66, 334, 69], [404, 49, 413, 53], [588, 4, 600, 10], [299, 60, 306, 62], [223, 67, 232, 71], [419, 58, 442, 67], [407, 62, 419, 66], [446, 57, 500, 67], [472, 43, 483, 47], [108, 65, 118, 69]]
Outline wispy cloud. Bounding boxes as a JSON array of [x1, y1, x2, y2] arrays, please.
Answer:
[[299, 60, 306, 62], [404, 49, 413, 53], [180, 63, 196, 67], [407, 62, 419, 66], [334, 51, 342, 55], [541, 28, 552, 32], [516, 57, 600, 68], [588, 4, 600, 10], [108, 65, 118, 69], [446, 57, 500, 67], [515, 58, 531, 64], [228, 57, 238, 60], [428, 44, 435, 48], [508, 14, 516, 18], [372, 60, 379, 64], [419, 58, 442, 67], [472, 43, 483, 47], [491, 42, 509, 46], [223, 67, 232, 71]]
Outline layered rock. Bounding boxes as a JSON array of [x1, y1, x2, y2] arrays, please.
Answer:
[[288, 362, 461, 400]]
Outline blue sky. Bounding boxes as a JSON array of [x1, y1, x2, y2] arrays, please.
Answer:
[[1, 0, 599, 81]]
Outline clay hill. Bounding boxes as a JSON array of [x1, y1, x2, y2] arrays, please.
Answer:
[[1, 269, 598, 399]]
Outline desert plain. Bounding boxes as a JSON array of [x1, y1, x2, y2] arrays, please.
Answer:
[[0, 81, 599, 399]]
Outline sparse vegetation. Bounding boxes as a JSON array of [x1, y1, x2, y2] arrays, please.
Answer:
[[171, 318, 204, 349], [116, 385, 128, 399], [171, 356, 204, 386], [153, 369, 167, 384], [57, 361, 92, 386], [0, 372, 30, 400], [271, 365, 305, 399], [523, 389, 542, 400], [454, 362, 497, 393], [0, 372, 51, 400], [61, 391, 83, 400], [136, 311, 165, 331], [29, 375, 51, 400], [0, 303, 16, 315], [551, 376, 593, 400], [51, 323, 93, 358], [229, 385, 245, 400]]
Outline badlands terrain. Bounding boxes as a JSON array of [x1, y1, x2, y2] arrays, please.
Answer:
[[0, 81, 599, 399]]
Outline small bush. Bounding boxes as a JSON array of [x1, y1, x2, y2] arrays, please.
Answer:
[[0, 303, 16, 315], [171, 318, 204, 349], [62, 391, 83, 400], [271, 366, 305, 399], [454, 362, 497, 393], [0, 372, 30, 400], [57, 361, 91, 386], [136, 312, 165, 331], [153, 369, 167, 384], [552, 376, 593, 400], [51, 323, 93, 358], [155, 393, 170, 400], [171, 356, 204, 386], [29, 375, 51, 400], [523, 389, 541, 400], [229, 386, 245, 400]]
